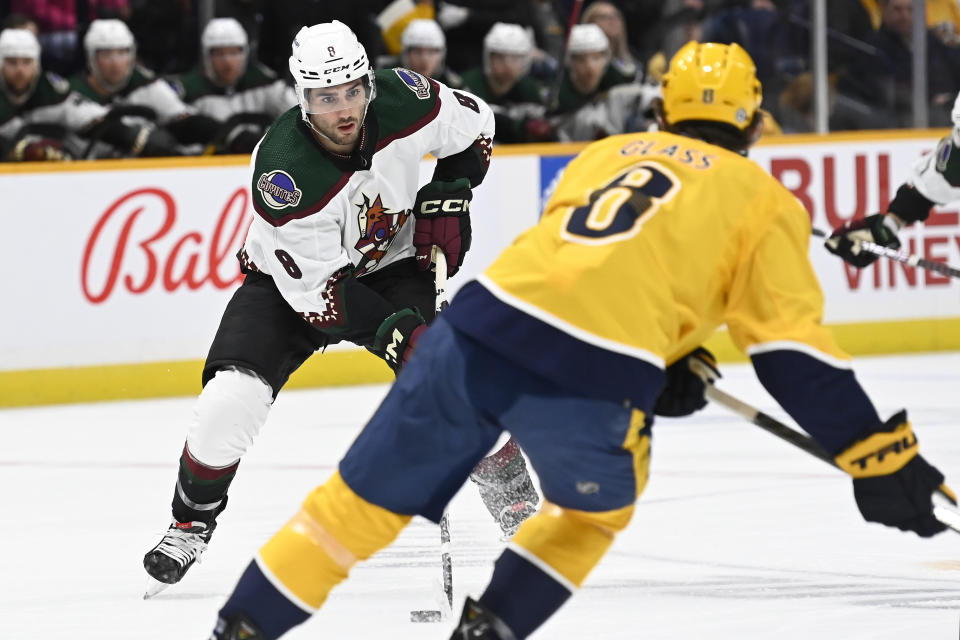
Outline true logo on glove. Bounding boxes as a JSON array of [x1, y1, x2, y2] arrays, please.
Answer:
[[846, 433, 918, 473]]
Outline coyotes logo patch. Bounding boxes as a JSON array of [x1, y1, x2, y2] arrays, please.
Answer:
[[354, 193, 409, 274]]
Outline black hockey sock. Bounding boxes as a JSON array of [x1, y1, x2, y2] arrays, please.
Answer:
[[480, 548, 571, 639], [171, 443, 239, 525]]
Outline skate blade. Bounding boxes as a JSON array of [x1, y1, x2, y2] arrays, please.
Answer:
[[143, 576, 172, 599]]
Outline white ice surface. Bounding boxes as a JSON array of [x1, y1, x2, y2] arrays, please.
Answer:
[[3, 352, 960, 639]]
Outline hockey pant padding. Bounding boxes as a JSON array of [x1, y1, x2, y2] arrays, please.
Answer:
[[185, 367, 273, 467], [510, 424, 650, 589], [258, 471, 412, 610]]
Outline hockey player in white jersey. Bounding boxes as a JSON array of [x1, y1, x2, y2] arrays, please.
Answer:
[[170, 18, 297, 153], [142, 20, 538, 597], [827, 90, 960, 264], [0, 28, 179, 160], [69, 19, 220, 152]]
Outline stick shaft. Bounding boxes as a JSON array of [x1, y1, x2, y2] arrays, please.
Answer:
[[696, 368, 960, 534], [812, 227, 960, 279]]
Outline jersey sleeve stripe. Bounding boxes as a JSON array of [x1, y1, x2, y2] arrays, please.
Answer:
[[746, 340, 851, 370]]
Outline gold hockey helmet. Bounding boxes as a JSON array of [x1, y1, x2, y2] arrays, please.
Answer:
[[661, 42, 762, 132]]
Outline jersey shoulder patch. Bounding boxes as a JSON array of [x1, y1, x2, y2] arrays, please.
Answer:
[[393, 68, 431, 100], [372, 68, 441, 145], [251, 108, 347, 226]]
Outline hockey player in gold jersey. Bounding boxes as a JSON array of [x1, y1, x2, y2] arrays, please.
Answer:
[[208, 42, 955, 639]]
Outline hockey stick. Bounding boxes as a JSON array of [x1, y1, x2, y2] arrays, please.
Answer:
[[687, 358, 960, 534], [812, 227, 960, 279], [545, 0, 586, 112], [410, 246, 454, 623]]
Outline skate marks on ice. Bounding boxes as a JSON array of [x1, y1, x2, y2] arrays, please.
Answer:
[[608, 550, 960, 610]]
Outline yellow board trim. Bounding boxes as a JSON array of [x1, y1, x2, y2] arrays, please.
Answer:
[[0, 127, 949, 174], [2, 318, 959, 409], [0, 349, 394, 408]]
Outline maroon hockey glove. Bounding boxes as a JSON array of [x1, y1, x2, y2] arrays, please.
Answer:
[[654, 347, 719, 417], [372, 308, 428, 374], [12, 137, 67, 162], [413, 178, 472, 277], [825, 213, 901, 268], [835, 410, 954, 537]]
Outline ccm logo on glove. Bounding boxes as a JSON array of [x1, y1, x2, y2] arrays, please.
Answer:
[[419, 199, 470, 215]]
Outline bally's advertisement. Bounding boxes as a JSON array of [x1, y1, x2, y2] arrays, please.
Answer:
[[2, 131, 957, 406]]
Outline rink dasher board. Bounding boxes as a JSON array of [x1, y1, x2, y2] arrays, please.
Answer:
[[1, 131, 958, 406]]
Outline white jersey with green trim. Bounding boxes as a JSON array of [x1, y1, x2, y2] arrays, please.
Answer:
[[240, 69, 494, 329]]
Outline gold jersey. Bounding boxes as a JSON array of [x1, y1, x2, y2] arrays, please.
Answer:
[[447, 130, 851, 408]]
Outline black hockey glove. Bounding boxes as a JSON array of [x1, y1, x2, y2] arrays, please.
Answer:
[[654, 347, 719, 417], [372, 308, 428, 374], [413, 178, 472, 277], [825, 213, 901, 268], [835, 410, 955, 537], [133, 125, 183, 157]]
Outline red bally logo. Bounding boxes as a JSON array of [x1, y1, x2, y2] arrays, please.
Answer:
[[81, 187, 250, 304]]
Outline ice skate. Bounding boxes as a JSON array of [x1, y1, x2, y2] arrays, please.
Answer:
[[142, 520, 214, 598], [209, 612, 266, 639], [448, 596, 516, 640]]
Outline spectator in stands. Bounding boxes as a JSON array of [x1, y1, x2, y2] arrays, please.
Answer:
[[2, 12, 39, 35], [398, 18, 461, 87], [255, 1, 382, 78], [376, 0, 435, 57], [642, 0, 707, 84], [460, 22, 553, 143], [701, 0, 806, 125], [0, 27, 178, 161], [10, 0, 130, 76], [867, 0, 960, 127], [69, 19, 220, 154], [550, 24, 631, 116], [582, 1, 639, 83], [928, 0, 960, 46], [170, 17, 296, 154], [126, 0, 197, 75]]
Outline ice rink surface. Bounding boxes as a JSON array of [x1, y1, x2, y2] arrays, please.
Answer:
[[3, 352, 960, 639]]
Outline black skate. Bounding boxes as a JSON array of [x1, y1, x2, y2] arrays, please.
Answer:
[[470, 440, 540, 539], [143, 520, 214, 598], [449, 597, 517, 640], [209, 612, 265, 640]]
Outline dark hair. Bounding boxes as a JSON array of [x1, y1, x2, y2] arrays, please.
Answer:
[[3, 13, 38, 31], [653, 99, 763, 154]]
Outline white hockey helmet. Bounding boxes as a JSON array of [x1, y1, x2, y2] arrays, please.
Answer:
[[289, 21, 375, 119], [483, 23, 532, 76], [401, 19, 445, 52], [201, 17, 249, 81], [566, 23, 610, 64], [84, 19, 136, 91], [0, 28, 41, 61]]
